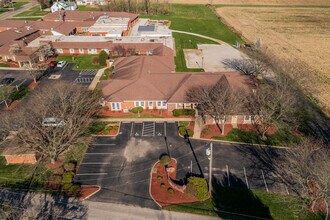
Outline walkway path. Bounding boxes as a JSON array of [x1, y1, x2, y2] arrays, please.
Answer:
[[88, 67, 106, 90], [172, 30, 229, 45], [0, 1, 39, 20], [193, 116, 203, 138], [87, 201, 220, 220]]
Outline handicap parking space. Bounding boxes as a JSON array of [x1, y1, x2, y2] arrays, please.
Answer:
[[79, 70, 97, 76], [128, 121, 176, 138], [74, 77, 93, 84], [155, 122, 165, 137]]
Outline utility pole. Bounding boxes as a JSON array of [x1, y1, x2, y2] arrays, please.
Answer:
[[208, 142, 213, 193]]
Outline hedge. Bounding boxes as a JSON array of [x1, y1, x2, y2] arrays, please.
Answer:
[[132, 106, 143, 114], [185, 176, 209, 200], [172, 109, 195, 117], [160, 154, 171, 166], [99, 50, 108, 66], [179, 126, 194, 137]]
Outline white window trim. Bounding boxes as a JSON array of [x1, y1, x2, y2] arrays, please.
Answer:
[[244, 115, 252, 124], [57, 48, 63, 54], [79, 48, 84, 54], [69, 48, 75, 53], [111, 102, 121, 111], [88, 48, 97, 54], [134, 101, 145, 108], [148, 101, 153, 109]]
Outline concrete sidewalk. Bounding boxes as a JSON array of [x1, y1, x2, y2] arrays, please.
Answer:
[[87, 201, 220, 220], [97, 117, 194, 122], [88, 67, 106, 90]]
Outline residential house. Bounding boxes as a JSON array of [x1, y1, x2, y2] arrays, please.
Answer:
[[51, 0, 77, 13], [76, 0, 106, 6]]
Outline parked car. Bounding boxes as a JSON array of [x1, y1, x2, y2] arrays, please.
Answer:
[[56, 61, 67, 68], [42, 117, 66, 127], [0, 77, 15, 87], [49, 61, 57, 68]]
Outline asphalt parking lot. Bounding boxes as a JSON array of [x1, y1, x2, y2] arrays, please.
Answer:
[[47, 63, 97, 85], [0, 69, 34, 109], [76, 122, 289, 209]]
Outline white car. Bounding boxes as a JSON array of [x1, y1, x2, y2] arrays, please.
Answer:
[[42, 117, 66, 127], [56, 61, 67, 68]]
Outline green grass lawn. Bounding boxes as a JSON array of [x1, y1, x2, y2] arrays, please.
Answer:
[[13, 5, 49, 17], [56, 55, 103, 70], [164, 188, 323, 220], [0, 156, 36, 187], [141, 4, 243, 45], [212, 128, 302, 146], [0, 63, 9, 67], [0, 2, 28, 13], [77, 5, 100, 11], [173, 33, 218, 72]]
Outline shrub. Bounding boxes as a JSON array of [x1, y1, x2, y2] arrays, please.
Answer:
[[62, 183, 73, 191], [85, 122, 107, 135], [132, 106, 143, 114], [63, 162, 75, 171], [11, 87, 29, 101], [157, 176, 163, 180], [48, 175, 62, 185], [172, 109, 196, 117], [185, 176, 209, 200], [168, 188, 174, 194], [99, 50, 109, 66], [160, 154, 171, 166], [178, 127, 194, 137], [160, 183, 166, 189], [178, 121, 189, 127], [51, 167, 64, 175], [91, 56, 99, 65], [62, 171, 74, 184], [113, 125, 119, 130], [67, 184, 81, 196]]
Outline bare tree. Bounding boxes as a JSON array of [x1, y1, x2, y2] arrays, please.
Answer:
[[223, 57, 268, 78], [0, 86, 14, 108], [276, 139, 330, 214], [37, 43, 54, 61], [186, 77, 243, 135], [23, 63, 43, 83], [9, 43, 21, 57], [144, 0, 150, 14], [5, 82, 101, 164]]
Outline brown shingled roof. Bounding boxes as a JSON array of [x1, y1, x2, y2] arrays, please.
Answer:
[[43, 11, 138, 23]]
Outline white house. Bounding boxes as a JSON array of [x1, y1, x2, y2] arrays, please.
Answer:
[[76, 0, 106, 6], [51, 0, 77, 13]]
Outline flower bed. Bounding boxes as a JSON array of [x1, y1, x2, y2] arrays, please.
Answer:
[[98, 123, 120, 136], [150, 158, 198, 207], [78, 185, 100, 200]]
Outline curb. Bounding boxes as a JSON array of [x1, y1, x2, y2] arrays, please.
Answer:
[[149, 160, 162, 208], [190, 137, 289, 149], [80, 185, 101, 201]]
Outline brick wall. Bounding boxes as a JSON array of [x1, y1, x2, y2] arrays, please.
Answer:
[[4, 154, 37, 164]]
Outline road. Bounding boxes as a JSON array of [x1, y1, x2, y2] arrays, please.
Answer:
[[87, 201, 219, 220], [0, 1, 39, 20]]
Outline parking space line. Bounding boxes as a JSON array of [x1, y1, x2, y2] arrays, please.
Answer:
[[226, 165, 230, 187], [164, 122, 166, 137], [80, 162, 110, 165], [76, 173, 107, 176], [285, 185, 289, 195], [261, 169, 269, 192], [243, 167, 249, 189], [85, 153, 113, 155], [130, 122, 134, 137]]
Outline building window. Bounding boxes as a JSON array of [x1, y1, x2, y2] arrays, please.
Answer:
[[82, 27, 89, 32], [79, 48, 84, 54], [162, 101, 167, 107], [176, 103, 184, 109], [157, 101, 162, 108], [88, 48, 97, 54], [134, 101, 145, 108], [111, 102, 121, 111], [69, 48, 75, 53], [244, 115, 251, 121], [148, 101, 153, 108], [57, 49, 63, 54]]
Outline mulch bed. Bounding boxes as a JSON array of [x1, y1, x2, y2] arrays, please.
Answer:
[[150, 159, 198, 207], [78, 185, 100, 200], [45, 161, 63, 169], [201, 124, 233, 139], [98, 129, 118, 136], [97, 109, 194, 118], [5, 100, 20, 110], [28, 81, 40, 90]]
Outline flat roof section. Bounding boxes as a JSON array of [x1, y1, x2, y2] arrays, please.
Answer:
[[138, 26, 156, 32]]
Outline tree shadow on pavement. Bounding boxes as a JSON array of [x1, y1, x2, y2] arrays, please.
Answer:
[[212, 174, 272, 220]]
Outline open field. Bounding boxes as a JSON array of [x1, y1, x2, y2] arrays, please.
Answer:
[[216, 7, 330, 110], [163, 0, 330, 6]]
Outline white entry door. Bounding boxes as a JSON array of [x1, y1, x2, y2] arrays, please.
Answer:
[[231, 116, 238, 124]]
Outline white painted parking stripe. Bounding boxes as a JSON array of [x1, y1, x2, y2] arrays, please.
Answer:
[[76, 173, 107, 176], [85, 153, 113, 155], [80, 162, 110, 165], [130, 122, 134, 137], [243, 167, 249, 189], [261, 169, 269, 192], [226, 165, 230, 187], [164, 122, 166, 136]]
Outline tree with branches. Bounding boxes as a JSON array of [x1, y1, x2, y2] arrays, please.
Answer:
[[277, 139, 330, 214], [186, 77, 243, 135], [222, 57, 268, 78], [0, 86, 14, 108], [2, 82, 102, 164], [9, 43, 21, 57], [245, 74, 300, 140]]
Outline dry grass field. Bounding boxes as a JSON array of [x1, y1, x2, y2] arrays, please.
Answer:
[[166, 0, 330, 6], [216, 7, 330, 110]]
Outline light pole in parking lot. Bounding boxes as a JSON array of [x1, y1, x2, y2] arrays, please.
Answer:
[[206, 142, 213, 193]]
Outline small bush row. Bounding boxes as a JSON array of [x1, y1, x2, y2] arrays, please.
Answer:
[[178, 126, 194, 137], [172, 109, 195, 117], [132, 106, 143, 114]]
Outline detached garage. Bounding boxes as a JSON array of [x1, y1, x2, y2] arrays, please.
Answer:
[[0, 138, 38, 165]]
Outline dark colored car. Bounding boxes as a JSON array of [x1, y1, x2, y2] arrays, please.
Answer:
[[49, 61, 57, 68], [0, 77, 15, 86]]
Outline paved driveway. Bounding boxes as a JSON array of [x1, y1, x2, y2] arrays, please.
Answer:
[[76, 122, 289, 209]]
